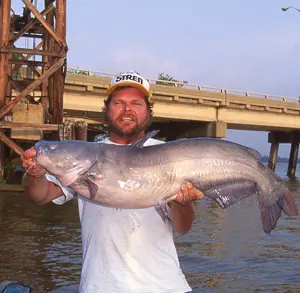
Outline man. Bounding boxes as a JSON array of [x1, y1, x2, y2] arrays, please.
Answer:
[[21, 70, 204, 293]]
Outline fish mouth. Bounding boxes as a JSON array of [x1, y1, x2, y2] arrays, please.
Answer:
[[35, 141, 46, 161], [34, 141, 61, 172]]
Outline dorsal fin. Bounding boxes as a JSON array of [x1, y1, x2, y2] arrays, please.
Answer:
[[246, 147, 261, 160]]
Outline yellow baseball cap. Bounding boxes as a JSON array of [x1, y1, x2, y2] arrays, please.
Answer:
[[106, 70, 151, 99]]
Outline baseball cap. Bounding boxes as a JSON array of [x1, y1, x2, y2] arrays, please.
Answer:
[[106, 70, 151, 99]]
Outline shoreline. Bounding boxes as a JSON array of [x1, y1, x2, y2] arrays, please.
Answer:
[[0, 184, 24, 192]]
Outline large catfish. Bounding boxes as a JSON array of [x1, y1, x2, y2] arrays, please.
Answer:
[[34, 133, 298, 233]]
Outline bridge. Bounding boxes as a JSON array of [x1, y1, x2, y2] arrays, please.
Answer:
[[63, 68, 300, 138]]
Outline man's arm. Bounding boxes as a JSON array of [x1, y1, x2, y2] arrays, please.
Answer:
[[22, 174, 64, 205], [21, 147, 64, 205], [169, 182, 204, 234]]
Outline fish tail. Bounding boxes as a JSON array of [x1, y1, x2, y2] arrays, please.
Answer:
[[279, 189, 298, 216], [259, 184, 298, 234]]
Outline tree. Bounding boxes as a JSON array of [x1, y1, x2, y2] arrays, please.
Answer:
[[70, 69, 89, 75], [156, 73, 188, 87]]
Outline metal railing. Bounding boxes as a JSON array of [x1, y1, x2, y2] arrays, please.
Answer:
[[67, 67, 300, 103]]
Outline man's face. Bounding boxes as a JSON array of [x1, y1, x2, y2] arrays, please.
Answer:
[[105, 87, 151, 137]]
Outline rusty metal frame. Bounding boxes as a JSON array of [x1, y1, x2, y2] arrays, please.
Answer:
[[0, 0, 68, 175]]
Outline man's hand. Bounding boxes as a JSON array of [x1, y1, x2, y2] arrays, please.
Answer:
[[21, 147, 47, 177], [175, 182, 204, 204], [168, 182, 204, 234], [21, 147, 63, 205]]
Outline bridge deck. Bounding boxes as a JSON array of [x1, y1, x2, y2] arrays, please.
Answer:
[[62, 70, 300, 132]]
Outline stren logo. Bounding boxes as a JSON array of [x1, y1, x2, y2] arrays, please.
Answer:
[[115, 74, 144, 85]]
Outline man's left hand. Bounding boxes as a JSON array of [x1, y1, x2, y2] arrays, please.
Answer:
[[175, 182, 204, 204]]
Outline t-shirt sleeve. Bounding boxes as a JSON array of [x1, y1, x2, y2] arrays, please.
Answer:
[[45, 174, 76, 205], [143, 138, 165, 147]]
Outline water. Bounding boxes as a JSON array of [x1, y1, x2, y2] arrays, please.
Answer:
[[1, 163, 300, 292]]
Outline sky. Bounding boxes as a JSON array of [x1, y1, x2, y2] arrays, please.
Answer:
[[12, 0, 300, 157]]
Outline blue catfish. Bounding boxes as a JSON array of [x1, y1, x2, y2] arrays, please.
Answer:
[[34, 136, 298, 233]]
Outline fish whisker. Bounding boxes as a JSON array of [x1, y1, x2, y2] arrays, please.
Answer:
[[22, 161, 37, 180]]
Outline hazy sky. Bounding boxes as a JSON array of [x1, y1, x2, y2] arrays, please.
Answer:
[[12, 0, 300, 156]]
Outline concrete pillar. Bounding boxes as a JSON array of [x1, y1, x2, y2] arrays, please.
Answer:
[[268, 141, 279, 171], [205, 122, 227, 138], [59, 119, 76, 140], [75, 120, 88, 141], [287, 133, 299, 179]]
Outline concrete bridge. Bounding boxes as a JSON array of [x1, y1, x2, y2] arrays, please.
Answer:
[[63, 68, 300, 139]]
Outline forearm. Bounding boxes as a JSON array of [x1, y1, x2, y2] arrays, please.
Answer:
[[22, 174, 63, 205], [169, 201, 196, 234]]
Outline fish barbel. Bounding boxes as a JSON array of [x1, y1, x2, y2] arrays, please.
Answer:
[[34, 136, 298, 233]]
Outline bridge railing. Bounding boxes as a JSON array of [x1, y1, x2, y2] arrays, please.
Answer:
[[66, 67, 300, 104]]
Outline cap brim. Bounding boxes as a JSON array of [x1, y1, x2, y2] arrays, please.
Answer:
[[106, 81, 150, 98]]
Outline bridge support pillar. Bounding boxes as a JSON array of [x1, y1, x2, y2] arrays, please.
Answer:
[[205, 122, 227, 138], [287, 133, 299, 179], [75, 120, 88, 141], [268, 141, 279, 171], [268, 131, 300, 178]]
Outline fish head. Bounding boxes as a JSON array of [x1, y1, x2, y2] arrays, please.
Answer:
[[35, 140, 94, 185]]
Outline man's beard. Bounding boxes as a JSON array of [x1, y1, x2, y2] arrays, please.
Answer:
[[105, 112, 152, 138]]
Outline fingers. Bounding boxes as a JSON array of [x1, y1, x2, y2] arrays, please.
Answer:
[[176, 182, 204, 204], [21, 147, 36, 160], [21, 147, 46, 177], [21, 149, 35, 170]]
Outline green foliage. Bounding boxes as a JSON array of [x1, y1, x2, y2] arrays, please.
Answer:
[[12, 53, 21, 60], [5, 161, 17, 172], [156, 73, 188, 87], [0, 176, 6, 185], [71, 69, 89, 75]]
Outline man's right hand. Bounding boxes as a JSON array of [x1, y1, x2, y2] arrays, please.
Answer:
[[21, 147, 47, 177], [21, 147, 63, 205]]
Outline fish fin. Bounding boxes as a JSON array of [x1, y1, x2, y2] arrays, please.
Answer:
[[204, 179, 258, 209], [132, 130, 160, 148], [246, 147, 261, 160], [79, 160, 99, 177], [157, 200, 173, 225], [280, 190, 298, 216], [83, 178, 99, 200], [259, 184, 298, 234], [259, 199, 281, 234], [77, 160, 99, 200]]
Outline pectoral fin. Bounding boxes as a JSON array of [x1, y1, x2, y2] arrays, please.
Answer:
[[83, 178, 99, 200], [205, 179, 258, 209]]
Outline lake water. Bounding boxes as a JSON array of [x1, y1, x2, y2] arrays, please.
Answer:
[[0, 163, 299, 292]]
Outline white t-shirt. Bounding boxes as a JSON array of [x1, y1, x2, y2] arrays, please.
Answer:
[[47, 138, 192, 293]]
